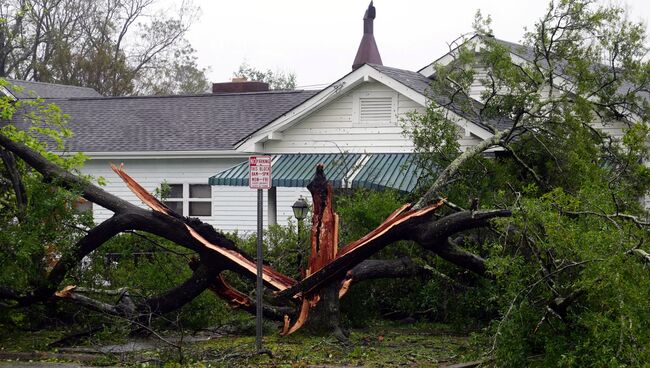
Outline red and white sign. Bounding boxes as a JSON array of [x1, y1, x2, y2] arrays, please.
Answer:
[[249, 156, 272, 189]]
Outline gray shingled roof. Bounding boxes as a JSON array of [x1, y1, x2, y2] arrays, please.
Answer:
[[368, 64, 513, 132], [35, 91, 318, 152], [493, 37, 650, 102], [4, 79, 102, 99]]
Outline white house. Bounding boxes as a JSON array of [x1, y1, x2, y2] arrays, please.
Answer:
[[4, 3, 638, 232]]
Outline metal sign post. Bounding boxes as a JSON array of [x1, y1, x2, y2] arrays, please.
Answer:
[[248, 156, 272, 353]]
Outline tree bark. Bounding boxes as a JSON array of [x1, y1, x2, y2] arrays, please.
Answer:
[[289, 163, 343, 336], [0, 135, 512, 333], [0, 146, 27, 215]]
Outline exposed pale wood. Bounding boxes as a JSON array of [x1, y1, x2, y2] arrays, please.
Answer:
[[0, 135, 510, 335], [276, 200, 443, 300], [338, 277, 353, 299], [281, 315, 290, 335], [338, 203, 412, 256], [282, 298, 311, 336], [113, 164, 297, 292], [55, 285, 77, 298], [186, 225, 295, 291], [306, 163, 339, 275], [209, 274, 252, 308], [333, 213, 339, 259], [111, 163, 175, 216]]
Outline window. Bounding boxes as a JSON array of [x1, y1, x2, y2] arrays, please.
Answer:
[[189, 184, 211, 216], [163, 183, 212, 217], [352, 91, 397, 125]]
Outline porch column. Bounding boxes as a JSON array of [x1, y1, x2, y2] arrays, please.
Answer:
[[268, 186, 277, 226]]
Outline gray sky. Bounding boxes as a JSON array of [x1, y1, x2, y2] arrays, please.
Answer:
[[184, 0, 650, 89]]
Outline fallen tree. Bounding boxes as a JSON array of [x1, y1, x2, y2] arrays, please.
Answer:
[[0, 133, 510, 335], [3, 1, 650, 365]]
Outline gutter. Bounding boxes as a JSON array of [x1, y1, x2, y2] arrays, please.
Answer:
[[57, 150, 249, 160]]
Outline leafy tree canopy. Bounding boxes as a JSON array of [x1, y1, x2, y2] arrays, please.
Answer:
[[234, 62, 297, 90], [407, 0, 650, 365], [0, 0, 209, 96]]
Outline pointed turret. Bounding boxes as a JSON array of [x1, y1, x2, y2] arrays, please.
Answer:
[[352, 1, 383, 70]]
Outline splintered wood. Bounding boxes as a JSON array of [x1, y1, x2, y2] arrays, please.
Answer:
[[111, 164, 296, 292], [282, 164, 339, 335], [306, 163, 339, 276], [111, 163, 443, 336]]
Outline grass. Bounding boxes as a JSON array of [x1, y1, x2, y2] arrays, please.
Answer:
[[0, 321, 478, 367]]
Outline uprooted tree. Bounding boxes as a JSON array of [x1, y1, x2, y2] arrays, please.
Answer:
[[1, 0, 650, 365]]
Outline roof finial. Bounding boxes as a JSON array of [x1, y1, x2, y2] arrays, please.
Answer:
[[352, 1, 383, 70]]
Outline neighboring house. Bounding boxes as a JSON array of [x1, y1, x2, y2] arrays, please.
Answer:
[[417, 34, 641, 140], [3, 3, 637, 232], [2, 78, 102, 99]]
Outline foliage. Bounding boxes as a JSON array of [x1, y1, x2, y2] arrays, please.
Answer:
[[233, 219, 309, 281], [406, 0, 650, 365], [404, 101, 461, 183], [0, 80, 86, 169], [229, 189, 492, 329], [80, 233, 235, 330], [0, 0, 208, 96], [137, 44, 211, 96], [234, 62, 297, 90], [0, 79, 93, 327]]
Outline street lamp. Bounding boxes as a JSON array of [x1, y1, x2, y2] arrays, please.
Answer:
[[292, 196, 309, 271], [292, 196, 309, 221]]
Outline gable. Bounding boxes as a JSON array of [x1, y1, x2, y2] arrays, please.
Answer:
[[262, 82, 414, 153], [237, 64, 494, 153], [258, 81, 484, 154]]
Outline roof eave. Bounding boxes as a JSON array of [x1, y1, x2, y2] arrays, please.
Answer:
[[61, 150, 247, 160]]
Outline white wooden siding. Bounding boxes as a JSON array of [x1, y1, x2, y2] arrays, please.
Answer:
[[591, 119, 628, 140], [469, 68, 489, 102], [263, 82, 482, 154], [80, 158, 310, 233]]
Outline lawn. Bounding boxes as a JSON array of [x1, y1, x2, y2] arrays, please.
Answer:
[[0, 322, 480, 367]]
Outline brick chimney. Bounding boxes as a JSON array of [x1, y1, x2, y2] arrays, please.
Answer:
[[352, 1, 383, 70], [212, 77, 269, 93]]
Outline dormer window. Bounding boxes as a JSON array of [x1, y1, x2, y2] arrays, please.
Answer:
[[352, 91, 397, 125]]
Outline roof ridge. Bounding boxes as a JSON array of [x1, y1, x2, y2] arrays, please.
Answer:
[[55, 89, 320, 101], [5, 78, 98, 90], [368, 63, 424, 75]]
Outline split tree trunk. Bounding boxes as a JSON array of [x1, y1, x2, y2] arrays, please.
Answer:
[[303, 164, 344, 337], [0, 134, 512, 333]]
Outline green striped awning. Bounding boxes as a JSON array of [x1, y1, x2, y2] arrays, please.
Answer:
[[208, 153, 423, 193], [350, 153, 423, 192]]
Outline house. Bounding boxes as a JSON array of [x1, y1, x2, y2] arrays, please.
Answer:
[[3, 3, 636, 232]]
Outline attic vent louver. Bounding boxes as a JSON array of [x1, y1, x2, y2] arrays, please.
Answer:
[[360, 97, 392, 123], [353, 91, 397, 125]]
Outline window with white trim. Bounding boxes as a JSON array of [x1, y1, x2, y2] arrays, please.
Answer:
[[163, 183, 212, 217], [352, 91, 398, 125]]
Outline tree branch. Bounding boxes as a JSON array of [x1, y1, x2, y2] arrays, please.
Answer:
[[0, 146, 27, 215], [0, 134, 139, 214], [414, 128, 511, 209]]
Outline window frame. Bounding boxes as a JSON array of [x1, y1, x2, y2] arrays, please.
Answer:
[[162, 183, 213, 218]]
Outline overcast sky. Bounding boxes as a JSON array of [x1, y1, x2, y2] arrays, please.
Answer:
[[183, 0, 650, 89]]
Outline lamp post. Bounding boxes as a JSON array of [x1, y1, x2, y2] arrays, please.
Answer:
[[292, 196, 309, 268], [292, 196, 309, 222]]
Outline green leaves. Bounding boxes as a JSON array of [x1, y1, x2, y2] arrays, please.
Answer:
[[234, 62, 297, 90], [406, 0, 650, 365]]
